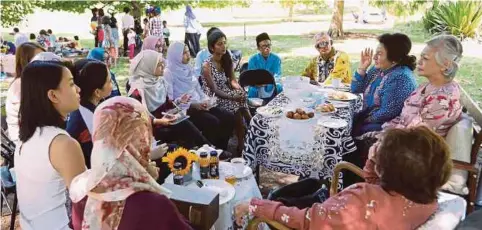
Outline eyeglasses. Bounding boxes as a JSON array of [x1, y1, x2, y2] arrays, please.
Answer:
[[260, 44, 271, 49], [315, 41, 330, 49]]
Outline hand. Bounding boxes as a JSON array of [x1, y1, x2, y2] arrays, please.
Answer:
[[191, 102, 208, 111], [231, 94, 245, 103], [368, 141, 380, 161], [155, 114, 177, 126], [179, 94, 192, 104], [359, 48, 374, 70], [146, 161, 159, 180], [235, 202, 250, 226], [150, 143, 168, 160]]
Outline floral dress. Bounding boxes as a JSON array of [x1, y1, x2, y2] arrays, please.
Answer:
[[201, 58, 247, 114]]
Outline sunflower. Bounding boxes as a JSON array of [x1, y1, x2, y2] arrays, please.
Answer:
[[162, 147, 199, 176]]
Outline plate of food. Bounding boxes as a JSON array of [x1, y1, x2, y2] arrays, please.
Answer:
[[315, 103, 337, 115], [285, 108, 316, 121], [328, 91, 357, 101], [257, 106, 283, 118]]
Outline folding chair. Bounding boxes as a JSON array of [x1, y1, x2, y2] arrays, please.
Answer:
[[239, 69, 278, 115]]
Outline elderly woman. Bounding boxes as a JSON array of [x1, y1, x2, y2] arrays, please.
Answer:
[[70, 96, 192, 230], [128, 49, 210, 149], [164, 41, 234, 150], [351, 33, 417, 136], [235, 126, 452, 229], [87, 47, 121, 97], [381, 35, 463, 137], [302, 32, 352, 85]]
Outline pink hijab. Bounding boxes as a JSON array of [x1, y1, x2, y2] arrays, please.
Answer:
[[142, 35, 164, 53], [69, 96, 170, 230]]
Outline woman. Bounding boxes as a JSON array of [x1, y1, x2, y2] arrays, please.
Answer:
[[128, 49, 210, 149], [66, 60, 112, 169], [109, 12, 120, 66], [87, 47, 121, 97], [201, 31, 251, 155], [184, 5, 202, 57], [142, 35, 163, 53], [6, 42, 45, 143], [235, 126, 452, 229], [70, 96, 191, 230], [381, 35, 463, 137], [351, 33, 417, 136], [90, 8, 98, 47], [164, 41, 234, 150], [15, 61, 86, 229]]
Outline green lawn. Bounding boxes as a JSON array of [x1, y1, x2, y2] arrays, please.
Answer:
[[3, 20, 482, 107]]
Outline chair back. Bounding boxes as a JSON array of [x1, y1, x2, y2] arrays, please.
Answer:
[[239, 63, 249, 74], [239, 69, 275, 88]]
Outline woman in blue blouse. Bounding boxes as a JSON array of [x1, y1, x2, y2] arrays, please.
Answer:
[[345, 33, 417, 187], [351, 33, 417, 136], [87, 48, 121, 97]]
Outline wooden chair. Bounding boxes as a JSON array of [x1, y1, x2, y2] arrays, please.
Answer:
[[247, 161, 362, 230], [449, 87, 482, 214]]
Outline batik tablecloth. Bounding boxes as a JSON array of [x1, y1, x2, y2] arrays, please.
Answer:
[[243, 93, 362, 181]]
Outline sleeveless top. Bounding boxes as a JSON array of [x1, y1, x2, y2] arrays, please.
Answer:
[[14, 126, 72, 230]]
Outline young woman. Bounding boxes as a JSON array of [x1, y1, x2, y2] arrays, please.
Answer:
[[6, 43, 45, 143], [87, 47, 121, 97], [201, 31, 251, 155], [66, 60, 112, 169], [15, 61, 86, 229], [164, 41, 234, 150], [70, 96, 192, 230], [128, 49, 210, 149]]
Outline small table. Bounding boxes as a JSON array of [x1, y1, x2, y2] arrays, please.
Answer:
[[165, 162, 263, 230]]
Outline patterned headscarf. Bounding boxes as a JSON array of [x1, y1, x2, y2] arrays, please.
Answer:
[[69, 96, 170, 230]]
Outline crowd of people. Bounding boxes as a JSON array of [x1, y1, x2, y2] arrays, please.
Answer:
[[0, 3, 471, 230]]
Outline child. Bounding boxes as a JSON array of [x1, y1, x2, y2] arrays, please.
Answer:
[[162, 20, 170, 47], [127, 29, 136, 60], [96, 25, 104, 48], [73, 36, 82, 49], [101, 16, 115, 67]]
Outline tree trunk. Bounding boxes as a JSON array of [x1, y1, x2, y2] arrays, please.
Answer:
[[328, 0, 344, 39], [288, 5, 294, 22], [131, 1, 141, 22]]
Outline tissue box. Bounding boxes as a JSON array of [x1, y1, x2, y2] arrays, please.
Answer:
[[163, 183, 219, 230]]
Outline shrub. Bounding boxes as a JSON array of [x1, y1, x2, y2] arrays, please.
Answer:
[[422, 1, 482, 40]]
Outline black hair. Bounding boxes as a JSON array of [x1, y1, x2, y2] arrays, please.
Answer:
[[124, 7, 130, 13], [162, 20, 167, 24], [19, 61, 70, 142], [207, 27, 220, 39], [91, 8, 98, 15], [378, 33, 416, 71], [13, 28, 19, 33], [39, 29, 47, 36], [98, 8, 105, 17], [208, 31, 233, 81], [73, 60, 109, 104], [110, 16, 118, 28], [74, 36, 79, 41], [143, 18, 148, 23], [101, 16, 111, 25], [29, 33, 36, 40], [47, 29, 52, 34]]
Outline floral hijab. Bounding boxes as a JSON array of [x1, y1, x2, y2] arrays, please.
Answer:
[[69, 96, 170, 230]]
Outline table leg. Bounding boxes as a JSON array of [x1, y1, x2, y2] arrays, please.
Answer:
[[255, 164, 260, 185]]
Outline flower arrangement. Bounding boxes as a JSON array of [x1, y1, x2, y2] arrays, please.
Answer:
[[162, 147, 198, 176]]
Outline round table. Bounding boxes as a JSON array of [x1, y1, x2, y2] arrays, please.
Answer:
[[165, 162, 263, 230], [243, 92, 362, 182]]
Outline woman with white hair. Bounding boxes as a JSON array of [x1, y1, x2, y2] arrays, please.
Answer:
[[363, 34, 463, 138]]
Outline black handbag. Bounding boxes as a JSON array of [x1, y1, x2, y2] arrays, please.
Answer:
[[267, 178, 329, 209]]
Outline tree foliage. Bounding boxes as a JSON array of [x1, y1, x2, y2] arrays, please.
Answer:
[[0, 0, 252, 27], [370, 0, 429, 18]]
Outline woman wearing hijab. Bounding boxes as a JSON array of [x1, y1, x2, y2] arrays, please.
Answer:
[[142, 35, 164, 53], [164, 41, 234, 150], [70, 96, 192, 230], [87, 47, 121, 97], [184, 5, 202, 57], [128, 49, 210, 149]]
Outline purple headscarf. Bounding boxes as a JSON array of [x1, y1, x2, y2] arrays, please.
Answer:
[[185, 5, 196, 20]]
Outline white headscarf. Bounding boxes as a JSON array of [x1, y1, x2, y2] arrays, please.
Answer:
[[127, 50, 167, 113], [163, 41, 196, 100], [30, 52, 62, 62]]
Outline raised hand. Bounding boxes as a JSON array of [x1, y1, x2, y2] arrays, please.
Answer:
[[359, 48, 374, 70]]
